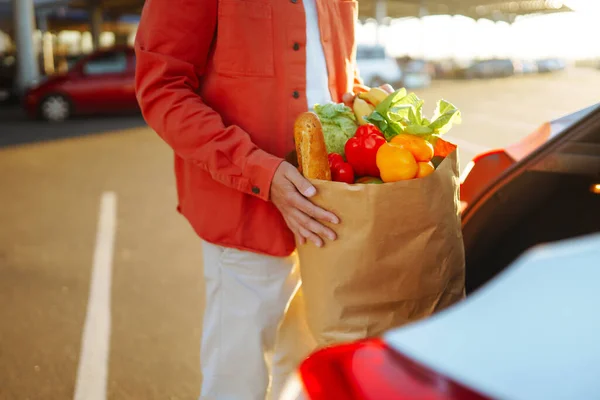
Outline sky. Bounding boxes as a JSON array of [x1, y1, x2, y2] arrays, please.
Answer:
[[357, 7, 600, 60]]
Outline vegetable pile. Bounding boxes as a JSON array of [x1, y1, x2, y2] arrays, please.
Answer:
[[317, 87, 462, 184]]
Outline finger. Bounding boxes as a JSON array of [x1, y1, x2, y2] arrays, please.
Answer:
[[282, 216, 300, 240], [295, 232, 306, 245], [293, 209, 337, 241], [299, 226, 324, 248], [380, 84, 394, 94], [342, 92, 355, 107], [291, 193, 339, 225], [285, 166, 317, 198], [284, 216, 306, 246]]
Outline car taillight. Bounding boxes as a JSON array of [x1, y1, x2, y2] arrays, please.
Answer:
[[460, 149, 515, 209], [298, 339, 489, 400]]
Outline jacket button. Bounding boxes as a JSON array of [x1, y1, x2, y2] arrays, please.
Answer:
[[292, 91, 300, 99], [252, 186, 260, 195], [291, 0, 298, 3], [293, 42, 300, 51]]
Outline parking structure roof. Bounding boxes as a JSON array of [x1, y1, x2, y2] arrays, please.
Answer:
[[0, 0, 572, 24]]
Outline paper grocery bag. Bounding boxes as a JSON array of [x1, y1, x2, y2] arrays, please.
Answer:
[[296, 150, 466, 347]]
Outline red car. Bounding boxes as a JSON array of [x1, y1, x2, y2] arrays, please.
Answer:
[[23, 47, 138, 121]]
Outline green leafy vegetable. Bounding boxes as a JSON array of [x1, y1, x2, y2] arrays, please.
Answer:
[[405, 125, 434, 135], [429, 100, 462, 134], [374, 88, 407, 115], [314, 103, 358, 156], [364, 88, 461, 141]]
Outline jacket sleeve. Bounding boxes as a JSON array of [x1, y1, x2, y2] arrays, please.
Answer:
[[134, 0, 282, 201], [352, 64, 368, 92]]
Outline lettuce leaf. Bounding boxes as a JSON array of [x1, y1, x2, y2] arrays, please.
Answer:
[[364, 89, 462, 142], [374, 88, 407, 115], [314, 103, 358, 156], [429, 100, 462, 134], [364, 111, 388, 132], [368, 89, 426, 140], [405, 124, 434, 135]]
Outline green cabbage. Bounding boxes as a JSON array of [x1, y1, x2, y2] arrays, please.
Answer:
[[314, 103, 358, 156]]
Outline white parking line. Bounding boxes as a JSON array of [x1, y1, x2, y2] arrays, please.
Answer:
[[74, 192, 117, 400]]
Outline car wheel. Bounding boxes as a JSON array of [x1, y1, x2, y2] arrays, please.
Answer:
[[39, 94, 71, 122]]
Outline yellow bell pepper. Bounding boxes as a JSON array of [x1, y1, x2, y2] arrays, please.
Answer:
[[376, 143, 418, 182]]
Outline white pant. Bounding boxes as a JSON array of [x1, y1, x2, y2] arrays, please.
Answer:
[[199, 241, 314, 400]]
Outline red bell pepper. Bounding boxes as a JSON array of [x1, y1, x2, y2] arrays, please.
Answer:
[[328, 153, 355, 184], [344, 124, 386, 177]]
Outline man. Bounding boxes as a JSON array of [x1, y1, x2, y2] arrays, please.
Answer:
[[135, 0, 375, 398]]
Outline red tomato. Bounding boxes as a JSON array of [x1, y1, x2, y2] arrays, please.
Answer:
[[332, 163, 355, 184], [328, 153, 345, 169], [328, 153, 355, 184]]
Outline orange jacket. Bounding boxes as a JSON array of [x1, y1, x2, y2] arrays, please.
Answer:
[[135, 0, 360, 256]]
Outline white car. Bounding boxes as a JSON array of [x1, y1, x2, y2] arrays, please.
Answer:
[[400, 59, 432, 89], [356, 45, 403, 88], [281, 233, 600, 400]]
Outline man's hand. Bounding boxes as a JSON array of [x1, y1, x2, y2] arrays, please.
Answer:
[[271, 162, 339, 248], [342, 84, 395, 108]]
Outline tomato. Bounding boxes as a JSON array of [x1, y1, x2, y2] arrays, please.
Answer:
[[390, 134, 434, 162], [332, 163, 355, 184], [328, 153, 345, 169], [376, 143, 418, 182], [416, 161, 435, 178], [328, 153, 355, 184]]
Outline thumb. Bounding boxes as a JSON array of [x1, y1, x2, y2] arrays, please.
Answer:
[[286, 166, 317, 197], [379, 84, 394, 94]]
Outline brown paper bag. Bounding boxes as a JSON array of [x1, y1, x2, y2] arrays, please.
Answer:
[[297, 150, 466, 347]]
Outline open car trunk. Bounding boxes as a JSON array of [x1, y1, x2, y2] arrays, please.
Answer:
[[463, 107, 600, 295]]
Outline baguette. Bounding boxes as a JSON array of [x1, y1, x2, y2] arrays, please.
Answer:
[[294, 112, 331, 181]]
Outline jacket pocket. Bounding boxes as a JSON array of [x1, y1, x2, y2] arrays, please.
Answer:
[[214, 1, 275, 77]]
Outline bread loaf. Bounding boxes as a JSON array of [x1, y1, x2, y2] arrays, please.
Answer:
[[294, 112, 331, 181]]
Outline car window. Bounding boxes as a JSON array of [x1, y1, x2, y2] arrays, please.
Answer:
[[83, 52, 127, 75], [67, 55, 85, 71], [356, 46, 386, 61]]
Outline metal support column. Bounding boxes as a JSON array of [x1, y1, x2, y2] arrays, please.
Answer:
[[13, 0, 40, 94], [375, 0, 387, 45], [89, 2, 103, 50]]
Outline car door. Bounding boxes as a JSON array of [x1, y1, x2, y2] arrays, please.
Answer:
[[67, 51, 131, 113], [122, 52, 138, 111]]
